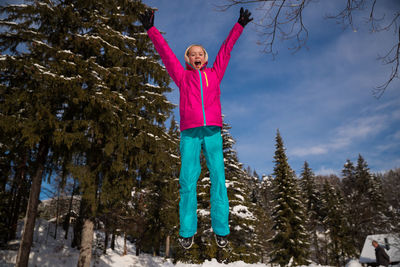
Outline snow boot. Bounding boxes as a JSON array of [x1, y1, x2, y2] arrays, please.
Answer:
[[178, 235, 194, 249], [215, 234, 228, 248]]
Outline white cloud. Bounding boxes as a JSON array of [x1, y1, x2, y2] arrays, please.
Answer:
[[291, 145, 328, 157], [393, 130, 400, 140], [392, 108, 400, 120], [315, 166, 338, 176], [334, 115, 387, 144], [291, 115, 388, 157]]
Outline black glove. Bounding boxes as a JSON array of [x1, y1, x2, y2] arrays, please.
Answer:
[[138, 9, 154, 31], [238, 7, 253, 27]]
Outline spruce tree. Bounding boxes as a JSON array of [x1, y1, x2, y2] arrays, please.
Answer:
[[159, 117, 180, 258], [269, 130, 310, 266], [221, 122, 259, 263], [353, 155, 389, 245], [341, 159, 356, 196], [340, 159, 361, 251], [299, 161, 324, 264], [379, 168, 400, 232], [1, 1, 174, 266], [341, 155, 390, 253], [321, 181, 355, 266], [252, 174, 274, 263], [133, 119, 180, 256]]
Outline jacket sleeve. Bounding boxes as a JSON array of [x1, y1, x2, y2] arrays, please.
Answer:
[[382, 249, 390, 261], [212, 22, 244, 82], [147, 26, 184, 87]]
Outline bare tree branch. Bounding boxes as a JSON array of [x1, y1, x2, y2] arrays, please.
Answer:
[[218, 0, 400, 96], [216, 0, 310, 57], [374, 24, 400, 98]]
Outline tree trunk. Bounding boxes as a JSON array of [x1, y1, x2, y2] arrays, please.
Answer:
[[165, 235, 170, 259], [64, 178, 77, 240], [72, 198, 85, 249], [8, 190, 22, 241], [103, 230, 109, 254], [123, 232, 127, 256], [7, 152, 28, 242], [136, 241, 140, 256], [77, 218, 94, 267], [111, 231, 115, 250], [313, 230, 321, 264], [54, 185, 61, 239], [15, 140, 49, 267]]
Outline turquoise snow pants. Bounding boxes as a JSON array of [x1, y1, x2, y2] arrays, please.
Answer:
[[179, 126, 230, 238]]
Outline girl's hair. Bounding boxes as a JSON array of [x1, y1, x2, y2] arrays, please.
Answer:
[[184, 44, 209, 64]]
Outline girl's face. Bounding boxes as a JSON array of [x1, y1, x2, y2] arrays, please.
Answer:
[[188, 46, 206, 69]]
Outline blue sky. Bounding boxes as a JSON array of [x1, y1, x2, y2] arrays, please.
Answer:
[[142, 0, 400, 177]]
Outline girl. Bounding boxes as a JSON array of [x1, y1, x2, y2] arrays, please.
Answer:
[[139, 7, 252, 249]]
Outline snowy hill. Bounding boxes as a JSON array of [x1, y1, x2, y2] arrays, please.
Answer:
[[0, 218, 384, 267]]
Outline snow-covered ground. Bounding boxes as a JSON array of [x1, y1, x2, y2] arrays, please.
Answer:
[[0, 219, 384, 267], [0, 218, 268, 267]]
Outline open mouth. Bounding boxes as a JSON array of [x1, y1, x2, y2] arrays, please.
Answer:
[[195, 61, 201, 67]]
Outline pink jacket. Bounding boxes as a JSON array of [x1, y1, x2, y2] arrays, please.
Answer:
[[147, 23, 243, 132]]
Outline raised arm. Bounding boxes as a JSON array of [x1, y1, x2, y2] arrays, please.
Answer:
[[213, 8, 253, 81], [139, 10, 184, 87]]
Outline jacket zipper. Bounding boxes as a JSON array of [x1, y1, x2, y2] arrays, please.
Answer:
[[197, 69, 207, 126], [203, 71, 209, 87]]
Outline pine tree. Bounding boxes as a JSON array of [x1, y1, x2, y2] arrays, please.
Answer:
[[354, 155, 389, 244], [299, 161, 324, 264], [251, 174, 274, 263], [379, 168, 400, 233], [1, 1, 174, 266], [220, 122, 259, 263], [341, 155, 390, 253], [269, 130, 310, 266], [133, 118, 180, 256], [159, 117, 180, 258], [0, 145, 30, 244], [321, 181, 355, 266], [341, 159, 356, 196]]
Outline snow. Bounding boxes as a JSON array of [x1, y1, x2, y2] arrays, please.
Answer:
[[8, 4, 28, 7], [0, 21, 18, 26], [345, 259, 362, 267], [231, 205, 255, 220], [32, 62, 81, 80], [112, 91, 126, 102], [170, 153, 180, 159], [145, 83, 161, 89], [32, 39, 52, 49], [234, 194, 244, 202], [76, 34, 123, 53], [57, 49, 74, 55], [3, 219, 397, 267], [1, 218, 275, 267], [198, 209, 210, 216], [147, 132, 161, 141]]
